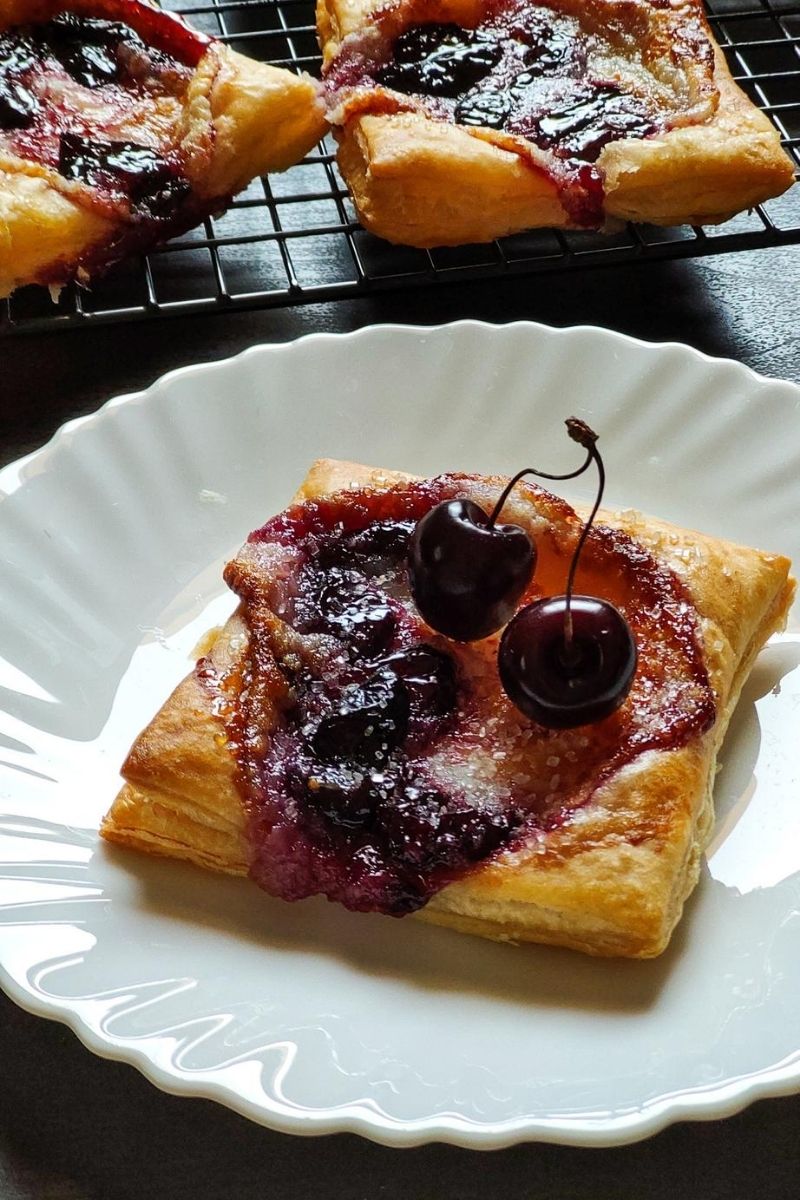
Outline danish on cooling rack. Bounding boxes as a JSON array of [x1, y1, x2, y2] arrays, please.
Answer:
[[0, 0, 325, 297], [101, 453, 794, 959], [317, 0, 795, 245]]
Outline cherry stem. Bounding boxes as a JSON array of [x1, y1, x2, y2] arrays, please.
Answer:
[[562, 418, 604, 658], [487, 444, 594, 529], [485, 418, 604, 659]]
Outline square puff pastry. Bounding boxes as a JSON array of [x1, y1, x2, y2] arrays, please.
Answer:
[[101, 458, 795, 958], [0, 0, 325, 297], [317, 0, 795, 245]]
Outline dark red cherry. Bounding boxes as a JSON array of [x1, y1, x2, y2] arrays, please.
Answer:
[[408, 498, 535, 641], [301, 764, 382, 831], [378, 645, 457, 716], [498, 594, 637, 728]]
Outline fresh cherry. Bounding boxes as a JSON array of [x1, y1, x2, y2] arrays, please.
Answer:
[[497, 418, 638, 728], [408, 497, 535, 641], [407, 426, 598, 641], [498, 594, 636, 727]]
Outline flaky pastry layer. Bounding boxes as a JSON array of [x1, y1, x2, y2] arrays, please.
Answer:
[[318, 0, 795, 244], [0, 0, 325, 296], [102, 458, 794, 958]]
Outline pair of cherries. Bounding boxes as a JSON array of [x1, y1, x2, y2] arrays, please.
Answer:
[[407, 419, 637, 728]]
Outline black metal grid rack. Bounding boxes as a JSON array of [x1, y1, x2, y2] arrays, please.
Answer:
[[2, 0, 799, 334]]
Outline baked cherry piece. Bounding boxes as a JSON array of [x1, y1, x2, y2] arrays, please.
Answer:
[[311, 673, 410, 766], [377, 24, 502, 99], [499, 419, 637, 727]]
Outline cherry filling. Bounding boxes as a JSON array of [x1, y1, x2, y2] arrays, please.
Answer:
[[0, 45, 37, 128], [216, 478, 717, 918], [58, 133, 189, 215], [378, 23, 504, 99], [0, 12, 194, 216], [35, 13, 146, 88], [372, 14, 658, 162], [223, 509, 517, 915]]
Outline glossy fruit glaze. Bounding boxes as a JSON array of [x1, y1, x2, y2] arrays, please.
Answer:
[[58, 132, 189, 216], [205, 476, 717, 917], [0, 7, 204, 215], [375, 17, 657, 161]]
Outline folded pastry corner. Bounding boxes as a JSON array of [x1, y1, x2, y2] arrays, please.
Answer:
[[101, 458, 794, 958]]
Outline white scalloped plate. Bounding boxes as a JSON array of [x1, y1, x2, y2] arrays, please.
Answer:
[[1, 321, 799, 1149]]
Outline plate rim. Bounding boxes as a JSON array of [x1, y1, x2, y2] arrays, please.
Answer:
[[1, 319, 799, 1150], [3, 318, 799, 491]]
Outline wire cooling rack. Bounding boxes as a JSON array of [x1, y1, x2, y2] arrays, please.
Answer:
[[2, 0, 799, 334]]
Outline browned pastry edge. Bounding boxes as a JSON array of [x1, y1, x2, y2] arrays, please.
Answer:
[[317, 0, 795, 244], [101, 459, 795, 958], [0, 0, 326, 296]]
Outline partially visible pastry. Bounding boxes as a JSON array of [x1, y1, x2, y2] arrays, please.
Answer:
[[0, 0, 325, 296], [318, 0, 795, 244], [102, 456, 794, 958]]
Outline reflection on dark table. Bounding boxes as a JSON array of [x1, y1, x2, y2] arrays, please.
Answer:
[[2, 246, 800, 1200]]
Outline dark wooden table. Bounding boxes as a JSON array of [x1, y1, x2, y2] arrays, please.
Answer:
[[2, 247, 799, 1199]]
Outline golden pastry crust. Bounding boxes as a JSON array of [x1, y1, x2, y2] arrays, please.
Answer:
[[107, 612, 250, 876], [0, 0, 325, 296], [102, 458, 794, 958], [318, 0, 795, 244]]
